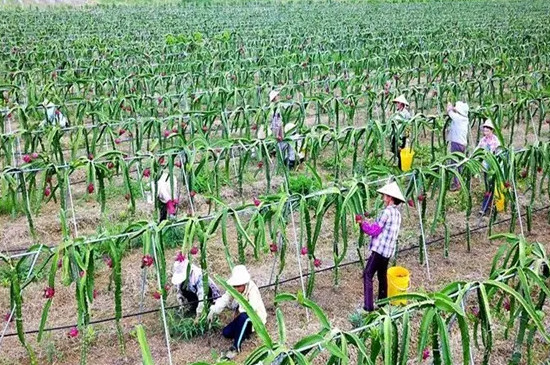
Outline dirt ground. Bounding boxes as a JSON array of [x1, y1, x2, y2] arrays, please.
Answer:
[[0, 197, 549, 364]]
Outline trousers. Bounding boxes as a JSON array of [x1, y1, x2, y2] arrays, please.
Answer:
[[480, 172, 494, 215], [222, 312, 253, 350], [450, 142, 466, 188], [363, 251, 390, 311], [159, 201, 168, 223], [178, 287, 213, 314], [391, 132, 407, 170]]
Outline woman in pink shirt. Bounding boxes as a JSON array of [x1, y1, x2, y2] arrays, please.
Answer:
[[477, 119, 501, 215], [360, 182, 404, 312]]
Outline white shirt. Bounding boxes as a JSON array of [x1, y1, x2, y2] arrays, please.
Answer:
[[210, 280, 267, 326], [448, 110, 469, 146], [156, 173, 178, 203]]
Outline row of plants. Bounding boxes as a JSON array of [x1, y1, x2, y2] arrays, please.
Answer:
[[2, 74, 548, 144], [2, 2, 549, 75], [1, 112, 548, 225], [1, 1, 550, 363]]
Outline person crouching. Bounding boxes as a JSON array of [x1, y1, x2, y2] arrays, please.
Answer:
[[172, 258, 220, 321], [207, 265, 267, 359]]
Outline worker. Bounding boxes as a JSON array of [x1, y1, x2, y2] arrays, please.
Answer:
[[476, 119, 501, 215], [172, 257, 220, 320], [446, 101, 470, 191], [267, 89, 301, 168], [156, 171, 179, 222], [42, 99, 69, 128], [390, 95, 412, 170], [207, 265, 267, 359], [360, 181, 404, 312]]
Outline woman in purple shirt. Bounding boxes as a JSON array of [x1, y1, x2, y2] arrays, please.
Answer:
[[360, 181, 405, 312]]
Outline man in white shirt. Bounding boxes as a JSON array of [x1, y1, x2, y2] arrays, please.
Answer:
[[207, 265, 267, 359], [446, 101, 470, 191]]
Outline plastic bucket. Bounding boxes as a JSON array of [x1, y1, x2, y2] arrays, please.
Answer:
[[400, 148, 415, 172], [494, 183, 505, 213], [387, 266, 410, 306]]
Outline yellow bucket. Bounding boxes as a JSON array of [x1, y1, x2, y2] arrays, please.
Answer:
[[387, 266, 410, 306], [494, 183, 505, 213], [400, 148, 415, 172]]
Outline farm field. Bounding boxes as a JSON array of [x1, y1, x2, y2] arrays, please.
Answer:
[[1, 0, 550, 364]]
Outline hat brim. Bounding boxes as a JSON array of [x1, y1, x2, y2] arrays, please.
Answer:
[[284, 123, 296, 134], [227, 273, 250, 286], [257, 125, 272, 140], [269, 92, 280, 102], [172, 272, 187, 285], [377, 183, 406, 203], [393, 96, 409, 106]]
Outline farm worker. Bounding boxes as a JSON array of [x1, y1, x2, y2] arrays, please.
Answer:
[[171, 258, 221, 320], [41, 99, 69, 128], [269, 89, 299, 168], [446, 101, 470, 191], [476, 119, 501, 215], [390, 95, 412, 170], [156, 171, 179, 222], [282, 122, 305, 168], [207, 265, 267, 359], [360, 181, 404, 312]]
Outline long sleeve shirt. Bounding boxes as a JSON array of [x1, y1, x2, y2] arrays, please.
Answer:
[[369, 205, 402, 258], [391, 109, 412, 149], [176, 265, 221, 315], [477, 134, 501, 169], [270, 107, 283, 139], [156, 173, 179, 203], [210, 280, 267, 326], [447, 110, 469, 146]]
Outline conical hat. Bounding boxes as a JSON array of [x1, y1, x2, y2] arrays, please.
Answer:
[[43, 99, 56, 108], [171, 260, 190, 285], [482, 119, 495, 130], [377, 181, 405, 203], [269, 90, 280, 102], [454, 101, 469, 117], [393, 95, 409, 106], [284, 122, 297, 134]]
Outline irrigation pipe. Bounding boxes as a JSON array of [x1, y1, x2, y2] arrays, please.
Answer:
[[2, 204, 548, 339], [293, 273, 518, 357]]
